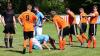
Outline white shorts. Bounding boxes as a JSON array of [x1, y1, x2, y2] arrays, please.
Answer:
[[34, 26, 42, 36], [32, 38, 43, 50]]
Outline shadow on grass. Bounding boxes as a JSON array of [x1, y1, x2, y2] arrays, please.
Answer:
[[71, 45, 88, 48], [5, 50, 24, 54], [0, 46, 6, 48]]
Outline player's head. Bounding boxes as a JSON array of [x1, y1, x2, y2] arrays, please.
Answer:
[[7, 3, 12, 10], [50, 11, 57, 17], [48, 36, 56, 49], [79, 8, 84, 13], [34, 6, 39, 12], [66, 8, 71, 14], [27, 4, 32, 11], [93, 5, 98, 11]]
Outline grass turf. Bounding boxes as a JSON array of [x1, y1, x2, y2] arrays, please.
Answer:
[[0, 22, 100, 56]]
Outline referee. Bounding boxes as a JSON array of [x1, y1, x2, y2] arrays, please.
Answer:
[[1, 3, 16, 48]]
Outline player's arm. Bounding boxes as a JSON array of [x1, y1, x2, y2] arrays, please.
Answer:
[[13, 16, 17, 28], [42, 41, 51, 51], [40, 12, 46, 24], [17, 14, 23, 26], [1, 16, 6, 27], [54, 21, 60, 35]]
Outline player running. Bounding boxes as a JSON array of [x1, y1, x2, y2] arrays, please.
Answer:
[[34, 6, 45, 36], [18, 4, 37, 54], [1, 3, 16, 48], [79, 8, 88, 45], [87, 5, 99, 48], [66, 8, 83, 46], [32, 34, 56, 50], [51, 11, 70, 50]]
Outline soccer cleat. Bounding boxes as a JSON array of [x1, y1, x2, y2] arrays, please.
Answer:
[[22, 48, 26, 54]]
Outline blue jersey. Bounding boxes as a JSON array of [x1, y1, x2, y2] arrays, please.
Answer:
[[36, 12, 44, 26], [35, 35, 49, 44]]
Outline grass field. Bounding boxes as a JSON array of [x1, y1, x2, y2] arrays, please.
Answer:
[[0, 22, 100, 56]]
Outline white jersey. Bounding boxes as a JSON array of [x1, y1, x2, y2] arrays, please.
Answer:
[[32, 38, 43, 50]]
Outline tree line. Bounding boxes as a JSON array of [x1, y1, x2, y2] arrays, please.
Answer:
[[0, 0, 100, 14]]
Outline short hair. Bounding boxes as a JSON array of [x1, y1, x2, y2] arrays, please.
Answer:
[[27, 4, 32, 10], [79, 8, 84, 11], [93, 5, 98, 9], [66, 8, 70, 11], [34, 6, 40, 10], [50, 11, 57, 15]]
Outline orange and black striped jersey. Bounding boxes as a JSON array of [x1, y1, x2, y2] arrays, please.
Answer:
[[53, 15, 69, 29], [18, 11, 37, 32], [80, 12, 87, 23], [90, 11, 99, 24]]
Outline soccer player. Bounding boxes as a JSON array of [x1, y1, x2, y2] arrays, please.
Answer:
[[34, 6, 45, 36], [32, 38, 43, 50], [33, 34, 56, 50], [66, 8, 83, 46], [79, 8, 88, 44], [87, 5, 99, 48], [1, 3, 16, 48], [18, 4, 37, 54], [51, 11, 70, 50]]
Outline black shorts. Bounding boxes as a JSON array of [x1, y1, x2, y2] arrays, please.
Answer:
[[3, 24, 15, 34], [80, 23, 87, 34], [24, 31, 33, 39], [59, 26, 70, 37], [69, 24, 78, 35], [89, 24, 97, 36]]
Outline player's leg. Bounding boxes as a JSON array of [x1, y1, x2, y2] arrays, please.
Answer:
[[74, 24, 83, 45], [81, 23, 88, 43], [59, 36, 63, 50], [9, 34, 14, 48], [4, 33, 9, 48], [3, 24, 10, 48], [92, 24, 97, 48], [87, 24, 93, 48], [23, 32, 28, 54], [36, 26, 42, 35], [61, 27, 69, 49], [29, 31, 33, 53], [69, 34, 72, 45], [69, 25, 73, 45]]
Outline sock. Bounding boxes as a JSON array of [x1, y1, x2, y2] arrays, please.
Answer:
[[69, 35, 72, 45], [92, 37, 96, 48], [29, 38, 32, 53], [62, 38, 66, 49], [4, 38, 8, 48], [9, 37, 13, 48], [82, 33, 88, 42], [59, 38, 63, 50], [77, 35, 83, 45], [23, 40, 27, 48], [87, 39, 92, 48]]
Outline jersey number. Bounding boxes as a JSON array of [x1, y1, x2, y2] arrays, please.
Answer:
[[26, 15, 29, 21]]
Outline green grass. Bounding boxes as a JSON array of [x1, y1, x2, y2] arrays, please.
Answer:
[[0, 22, 100, 56]]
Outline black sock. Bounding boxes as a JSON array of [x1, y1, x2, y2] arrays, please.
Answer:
[[9, 37, 13, 48], [4, 38, 8, 48]]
